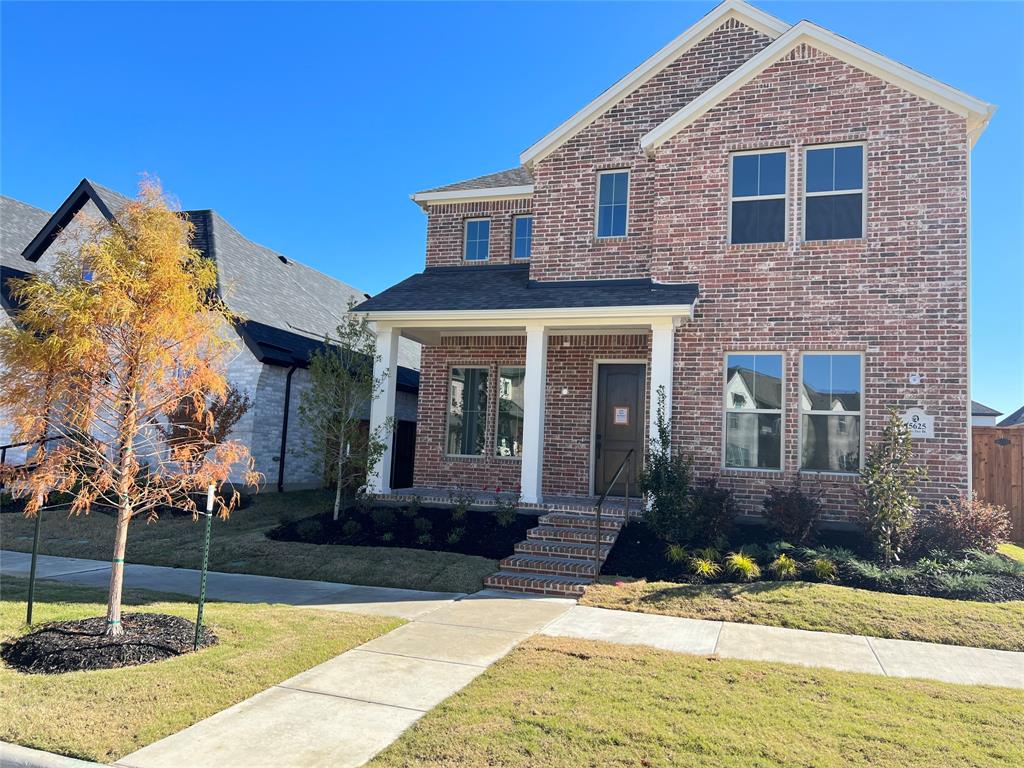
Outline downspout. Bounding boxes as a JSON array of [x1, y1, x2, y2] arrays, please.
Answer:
[[277, 364, 298, 493]]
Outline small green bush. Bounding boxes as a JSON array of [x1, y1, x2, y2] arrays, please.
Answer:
[[370, 507, 396, 530], [448, 487, 473, 520], [762, 485, 821, 545], [341, 519, 362, 538], [725, 551, 761, 582], [294, 517, 322, 540], [665, 543, 688, 563], [811, 558, 838, 582], [402, 497, 422, 518], [417, 533, 432, 546], [380, 531, 394, 543], [965, 549, 1024, 578], [689, 556, 722, 581], [447, 527, 465, 545], [931, 571, 993, 600], [769, 553, 799, 580], [413, 516, 432, 533]]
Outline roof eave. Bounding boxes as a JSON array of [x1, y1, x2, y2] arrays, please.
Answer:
[[363, 302, 697, 327], [410, 185, 535, 209], [641, 20, 997, 156]]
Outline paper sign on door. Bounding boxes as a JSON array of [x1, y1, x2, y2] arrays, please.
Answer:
[[613, 406, 630, 426]]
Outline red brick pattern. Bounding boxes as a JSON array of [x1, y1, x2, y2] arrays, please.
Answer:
[[424, 198, 532, 268]]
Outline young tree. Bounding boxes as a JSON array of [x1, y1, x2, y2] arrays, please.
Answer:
[[0, 180, 259, 636], [298, 301, 391, 520], [859, 409, 927, 564]]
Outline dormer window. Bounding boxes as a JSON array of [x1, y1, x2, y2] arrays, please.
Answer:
[[730, 150, 786, 244], [596, 170, 629, 238], [464, 218, 490, 261]]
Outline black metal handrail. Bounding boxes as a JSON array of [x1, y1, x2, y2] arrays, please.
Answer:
[[593, 448, 635, 574]]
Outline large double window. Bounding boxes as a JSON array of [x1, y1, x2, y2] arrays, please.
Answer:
[[724, 353, 783, 470], [730, 151, 787, 244], [447, 367, 489, 456], [596, 170, 629, 238], [804, 144, 865, 241], [799, 353, 863, 472]]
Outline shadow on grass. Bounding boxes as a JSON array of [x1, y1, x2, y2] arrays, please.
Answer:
[[2, 576, 201, 611], [639, 580, 816, 606]]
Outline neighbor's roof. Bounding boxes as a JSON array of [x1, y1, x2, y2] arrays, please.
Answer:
[[971, 400, 1002, 417], [1, 185, 421, 376], [998, 405, 1024, 428], [355, 263, 698, 313]]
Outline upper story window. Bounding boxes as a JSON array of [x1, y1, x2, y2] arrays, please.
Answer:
[[799, 352, 863, 473], [730, 150, 786, 244], [804, 143, 865, 241], [724, 353, 783, 470], [464, 218, 490, 261], [512, 215, 533, 259], [596, 170, 629, 238]]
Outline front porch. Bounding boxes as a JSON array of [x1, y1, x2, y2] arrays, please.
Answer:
[[375, 486, 638, 518]]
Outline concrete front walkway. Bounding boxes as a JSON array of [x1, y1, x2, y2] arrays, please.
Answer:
[[542, 605, 1024, 689]]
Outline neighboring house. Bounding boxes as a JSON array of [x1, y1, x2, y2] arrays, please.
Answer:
[[971, 400, 1003, 427], [357, 0, 993, 528], [999, 405, 1024, 428], [0, 182, 421, 490]]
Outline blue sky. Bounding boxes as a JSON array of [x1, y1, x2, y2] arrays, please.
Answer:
[[2, 1, 1021, 415]]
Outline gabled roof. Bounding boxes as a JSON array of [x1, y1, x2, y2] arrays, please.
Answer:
[[641, 20, 996, 155], [20, 179, 132, 263], [519, 0, 790, 168], [999, 405, 1024, 428], [411, 167, 534, 207], [972, 400, 1002, 417], [1, 196, 51, 268]]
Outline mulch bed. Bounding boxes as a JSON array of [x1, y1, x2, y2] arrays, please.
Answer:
[[268, 505, 537, 560], [1, 613, 217, 674]]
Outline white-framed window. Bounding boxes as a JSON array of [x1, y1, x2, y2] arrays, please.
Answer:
[[730, 150, 787, 244], [447, 366, 489, 456], [495, 367, 525, 457], [804, 143, 865, 241], [723, 353, 784, 470], [463, 218, 491, 261], [512, 215, 533, 259], [596, 169, 629, 238], [799, 352, 864, 472]]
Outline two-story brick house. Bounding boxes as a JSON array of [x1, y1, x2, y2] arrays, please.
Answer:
[[357, 0, 993, 585]]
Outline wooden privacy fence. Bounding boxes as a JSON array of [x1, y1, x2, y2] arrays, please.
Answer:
[[972, 427, 1024, 542]]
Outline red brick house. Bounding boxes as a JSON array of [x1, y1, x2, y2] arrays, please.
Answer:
[[357, 1, 993, 557]]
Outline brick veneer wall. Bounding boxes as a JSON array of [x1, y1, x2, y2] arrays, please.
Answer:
[[654, 44, 970, 521], [425, 198, 533, 268], [529, 19, 773, 283]]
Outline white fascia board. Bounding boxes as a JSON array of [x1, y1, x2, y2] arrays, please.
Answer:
[[365, 303, 694, 329], [641, 20, 997, 155], [410, 185, 534, 206], [518, 0, 790, 168]]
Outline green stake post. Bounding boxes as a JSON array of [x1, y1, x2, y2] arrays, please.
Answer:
[[25, 496, 43, 625], [193, 485, 215, 652]]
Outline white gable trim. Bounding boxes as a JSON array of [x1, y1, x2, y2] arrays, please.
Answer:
[[641, 20, 997, 155], [410, 185, 535, 207], [518, 1, 789, 169]]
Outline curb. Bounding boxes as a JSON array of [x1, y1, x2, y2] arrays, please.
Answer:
[[0, 742, 109, 768]]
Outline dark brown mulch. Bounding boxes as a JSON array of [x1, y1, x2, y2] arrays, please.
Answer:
[[1, 613, 218, 674]]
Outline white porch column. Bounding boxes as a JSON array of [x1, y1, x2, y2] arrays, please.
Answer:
[[649, 319, 676, 452], [367, 325, 400, 494], [520, 323, 548, 504]]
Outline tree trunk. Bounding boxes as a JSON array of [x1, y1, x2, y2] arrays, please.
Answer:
[[105, 501, 131, 636], [333, 441, 346, 521]]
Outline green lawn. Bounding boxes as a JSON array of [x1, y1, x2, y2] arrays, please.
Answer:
[[1001, 542, 1024, 563], [0, 577, 400, 762], [582, 579, 1024, 651], [371, 635, 1024, 768], [1, 490, 497, 593]]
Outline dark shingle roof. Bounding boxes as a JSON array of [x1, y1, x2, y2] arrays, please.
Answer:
[[971, 400, 1002, 417], [417, 167, 534, 194], [355, 264, 698, 312], [998, 405, 1024, 427], [1, 196, 52, 268]]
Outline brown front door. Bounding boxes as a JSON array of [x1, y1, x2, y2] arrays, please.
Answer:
[[594, 363, 645, 497]]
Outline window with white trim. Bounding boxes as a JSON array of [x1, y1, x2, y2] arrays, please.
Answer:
[[799, 353, 863, 472], [495, 367, 525, 457], [730, 150, 787, 244], [804, 144, 865, 241], [447, 367, 489, 456], [463, 219, 490, 261], [724, 353, 783, 469], [596, 170, 629, 238], [512, 216, 533, 259]]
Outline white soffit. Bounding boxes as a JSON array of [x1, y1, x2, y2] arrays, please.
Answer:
[[518, 0, 789, 168], [410, 185, 534, 206], [641, 20, 997, 155]]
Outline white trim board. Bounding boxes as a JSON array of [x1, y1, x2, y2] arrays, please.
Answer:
[[641, 20, 996, 155], [519, 0, 789, 168], [411, 185, 534, 206]]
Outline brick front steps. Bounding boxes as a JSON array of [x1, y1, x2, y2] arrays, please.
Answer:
[[485, 506, 627, 598]]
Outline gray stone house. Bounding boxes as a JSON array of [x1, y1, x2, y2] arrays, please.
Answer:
[[1, 180, 419, 490]]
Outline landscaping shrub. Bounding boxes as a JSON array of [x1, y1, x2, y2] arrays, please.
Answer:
[[912, 493, 1011, 556], [689, 555, 721, 581], [810, 558, 838, 583], [370, 507, 396, 531], [725, 551, 761, 582], [762, 485, 821, 545], [689, 479, 737, 545], [769, 553, 799, 580], [640, 388, 695, 544], [664, 543, 688, 564], [859, 409, 927, 564]]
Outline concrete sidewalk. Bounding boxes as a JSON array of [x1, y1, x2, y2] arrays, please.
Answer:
[[0, 550, 462, 619], [542, 605, 1024, 689]]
